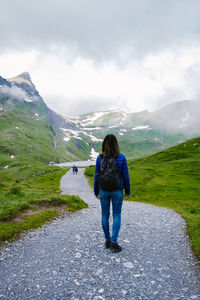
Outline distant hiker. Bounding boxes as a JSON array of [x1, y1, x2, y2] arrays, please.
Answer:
[[75, 166, 78, 174], [72, 165, 76, 174], [94, 134, 130, 253], [72, 165, 78, 174]]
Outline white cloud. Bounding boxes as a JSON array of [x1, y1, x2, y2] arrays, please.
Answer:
[[1, 46, 200, 115], [1, 85, 29, 100], [1, 0, 200, 116], [0, 50, 39, 78]]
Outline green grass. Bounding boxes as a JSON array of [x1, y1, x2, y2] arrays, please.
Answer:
[[0, 210, 58, 243], [0, 161, 87, 244], [85, 137, 200, 259], [0, 95, 91, 164], [0, 96, 89, 244]]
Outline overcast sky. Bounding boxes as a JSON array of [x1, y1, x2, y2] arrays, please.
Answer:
[[1, 0, 200, 116]]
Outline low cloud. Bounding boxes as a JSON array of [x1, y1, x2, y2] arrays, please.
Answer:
[[31, 46, 200, 115], [1, 85, 28, 100], [46, 95, 120, 116], [1, 1, 200, 115]]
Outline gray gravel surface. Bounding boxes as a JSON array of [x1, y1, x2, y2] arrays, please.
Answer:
[[0, 168, 200, 300]]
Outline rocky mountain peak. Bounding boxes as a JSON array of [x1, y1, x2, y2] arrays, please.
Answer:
[[18, 72, 32, 82], [7, 71, 34, 87], [3, 72, 44, 104]]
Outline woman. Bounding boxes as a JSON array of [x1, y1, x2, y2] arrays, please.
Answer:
[[94, 134, 130, 253]]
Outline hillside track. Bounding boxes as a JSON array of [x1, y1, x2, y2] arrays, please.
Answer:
[[0, 168, 199, 299]]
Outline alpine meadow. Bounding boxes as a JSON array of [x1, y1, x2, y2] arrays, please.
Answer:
[[85, 137, 200, 258], [1, 2, 200, 298], [0, 72, 199, 259]]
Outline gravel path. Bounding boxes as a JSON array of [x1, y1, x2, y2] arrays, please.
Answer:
[[0, 168, 199, 300]]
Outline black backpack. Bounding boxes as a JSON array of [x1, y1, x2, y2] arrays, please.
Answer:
[[98, 156, 120, 191]]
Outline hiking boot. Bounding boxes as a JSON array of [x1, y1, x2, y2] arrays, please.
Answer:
[[110, 242, 122, 253], [105, 240, 111, 249]]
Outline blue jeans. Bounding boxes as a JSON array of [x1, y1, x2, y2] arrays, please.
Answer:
[[99, 189, 123, 243]]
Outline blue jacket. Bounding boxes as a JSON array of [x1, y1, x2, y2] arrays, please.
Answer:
[[94, 153, 130, 195]]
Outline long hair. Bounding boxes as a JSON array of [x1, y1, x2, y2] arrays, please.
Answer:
[[101, 134, 120, 158]]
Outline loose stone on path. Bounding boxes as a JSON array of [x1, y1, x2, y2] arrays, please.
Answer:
[[0, 168, 199, 299]]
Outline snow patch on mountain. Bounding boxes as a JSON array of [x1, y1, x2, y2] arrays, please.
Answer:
[[81, 111, 110, 125], [65, 116, 80, 125], [60, 127, 103, 143], [63, 136, 71, 142], [120, 129, 127, 132], [82, 132, 103, 142], [81, 127, 102, 131], [74, 136, 82, 140], [132, 125, 151, 130], [24, 98, 33, 102], [61, 128, 79, 142], [90, 147, 99, 160], [119, 112, 128, 125]]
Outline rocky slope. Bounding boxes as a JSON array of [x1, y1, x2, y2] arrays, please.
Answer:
[[0, 72, 200, 165], [0, 72, 92, 165]]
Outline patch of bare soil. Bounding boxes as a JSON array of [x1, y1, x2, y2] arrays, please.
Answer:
[[1, 200, 69, 223]]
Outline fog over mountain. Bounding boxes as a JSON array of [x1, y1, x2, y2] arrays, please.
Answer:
[[1, 72, 200, 162], [0, 1, 200, 116]]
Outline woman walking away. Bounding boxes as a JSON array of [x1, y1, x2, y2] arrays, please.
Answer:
[[94, 134, 130, 253]]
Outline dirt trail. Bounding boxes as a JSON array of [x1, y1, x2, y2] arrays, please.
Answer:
[[0, 168, 199, 299]]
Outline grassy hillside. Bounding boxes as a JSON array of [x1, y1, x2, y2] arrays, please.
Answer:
[[0, 160, 87, 244], [0, 96, 88, 244], [85, 137, 200, 259], [0, 96, 57, 164], [0, 95, 91, 164]]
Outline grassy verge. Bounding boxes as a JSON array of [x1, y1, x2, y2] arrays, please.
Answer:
[[0, 210, 58, 243], [0, 162, 87, 244], [84, 137, 200, 259]]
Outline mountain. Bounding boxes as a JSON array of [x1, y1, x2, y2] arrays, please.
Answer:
[[73, 101, 200, 134], [6, 72, 43, 103], [0, 76, 11, 87], [64, 101, 200, 159], [0, 72, 92, 167], [149, 100, 200, 135], [1, 72, 200, 166]]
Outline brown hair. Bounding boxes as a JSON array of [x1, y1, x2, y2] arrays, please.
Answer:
[[101, 134, 120, 158]]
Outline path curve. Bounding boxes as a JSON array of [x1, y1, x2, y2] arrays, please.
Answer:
[[0, 168, 199, 299]]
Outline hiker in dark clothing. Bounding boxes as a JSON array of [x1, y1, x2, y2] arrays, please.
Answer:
[[94, 134, 130, 252], [72, 165, 77, 174], [75, 166, 78, 174]]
